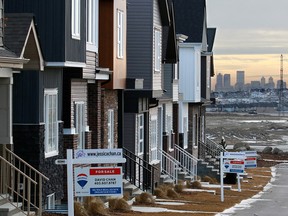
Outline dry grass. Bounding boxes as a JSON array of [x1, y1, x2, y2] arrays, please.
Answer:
[[116, 166, 272, 216], [154, 188, 167, 198], [108, 198, 131, 212], [166, 188, 179, 198], [187, 180, 202, 189], [202, 175, 218, 184], [134, 192, 155, 204], [174, 183, 184, 193], [86, 197, 109, 216], [74, 201, 89, 216]]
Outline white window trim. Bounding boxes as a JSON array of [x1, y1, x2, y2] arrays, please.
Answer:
[[107, 109, 114, 149], [150, 118, 157, 162], [74, 101, 86, 149], [154, 29, 161, 72], [86, 0, 99, 52], [117, 9, 124, 59], [193, 114, 198, 148], [44, 89, 59, 158], [167, 115, 173, 151], [137, 114, 144, 156], [46, 193, 55, 210], [72, 0, 81, 40], [183, 117, 188, 149]]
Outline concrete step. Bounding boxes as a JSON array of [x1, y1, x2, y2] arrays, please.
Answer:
[[0, 202, 23, 216]]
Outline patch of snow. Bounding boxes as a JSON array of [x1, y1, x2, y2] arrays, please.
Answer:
[[155, 201, 185, 206], [131, 206, 218, 214]]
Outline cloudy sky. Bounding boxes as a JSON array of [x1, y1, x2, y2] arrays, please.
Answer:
[[206, 0, 288, 86]]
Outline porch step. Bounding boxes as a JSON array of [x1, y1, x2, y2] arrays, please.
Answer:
[[123, 179, 144, 198], [160, 175, 174, 184], [0, 202, 23, 216]]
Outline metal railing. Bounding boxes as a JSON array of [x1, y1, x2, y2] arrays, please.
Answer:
[[123, 147, 157, 193], [199, 137, 226, 160], [1, 147, 49, 215], [158, 148, 179, 184], [174, 144, 198, 181]]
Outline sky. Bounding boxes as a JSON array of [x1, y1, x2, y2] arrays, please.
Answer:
[[206, 0, 288, 88]]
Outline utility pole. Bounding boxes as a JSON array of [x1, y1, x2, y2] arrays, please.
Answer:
[[279, 54, 284, 116]]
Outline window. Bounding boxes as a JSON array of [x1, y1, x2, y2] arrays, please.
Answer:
[[150, 119, 157, 162], [72, 0, 80, 39], [117, 9, 124, 58], [154, 29, 161, 72], [167, 115, 172, 149], [107, 109, 114, 149], [46, 193, 55, 210], [137, 114, 144, 155], [183, 117, 188, 149], [75, 102, 85, 149], [192, 114, 198, 147], [44, 89, 58, 158], [86, 0, 99, 51]]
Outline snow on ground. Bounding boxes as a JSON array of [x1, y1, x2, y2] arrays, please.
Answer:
[[131, 206, 218, 214]]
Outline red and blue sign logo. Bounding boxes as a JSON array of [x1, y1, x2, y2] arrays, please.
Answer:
[[77, 173, 88, 188]]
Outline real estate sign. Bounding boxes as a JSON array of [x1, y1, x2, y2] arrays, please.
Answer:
[[74, 167, 123, 197], [223, 159, 245, 173]]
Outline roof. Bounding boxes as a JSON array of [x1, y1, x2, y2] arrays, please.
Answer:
[[0, 47, 17, 58], [207, 28, 216, 52], [4, 13, 44, 70], [173, 0, 206, 43]]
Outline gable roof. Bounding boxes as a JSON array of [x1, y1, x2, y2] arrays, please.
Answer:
[[173, 0, 206, 43], [207, 28, 216, 52], [4, 13, 44, 70]]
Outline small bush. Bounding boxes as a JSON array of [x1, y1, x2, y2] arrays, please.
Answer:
[[74, 201, 89, 216], [174, 183, 184, 193], [202, 176, 213, 184], [87, 197, 109, 216], [154, 188, 167, 198], [190, 181, 202, 189], [135, 192, 155, 204], [166, 188, 179, 199], [108, 198, 131, 212]]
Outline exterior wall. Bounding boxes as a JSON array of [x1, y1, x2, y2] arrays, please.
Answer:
[[179, 43, 201, 103], [0, 73, 13, 144], [123, 113, 136, 153], [84, 51, 99, 79], [101, 89, 118, 148], [13, 123, 64, 203], [127, 0, 153, 90], [178, 101, 189, 149], [99, 0, 127, 90], [88, 82, 102, 149], [201, 55, 211, 100]]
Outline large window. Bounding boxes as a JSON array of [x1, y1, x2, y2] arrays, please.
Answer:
[[154, 29, 161, 72], [117, 9, 124, 58], [107, 109, 114, 149], [72, 0, 80, 39], [75, 102, 85, 149], [137, 114, 144, 155], [44, 89, 58, 158], [86, 0, 98, 51], [150, 119, 157, 162]]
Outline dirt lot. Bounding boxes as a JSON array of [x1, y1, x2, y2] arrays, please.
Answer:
[[206, 112, 288, 152]]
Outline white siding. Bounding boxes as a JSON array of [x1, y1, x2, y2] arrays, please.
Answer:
[[179, 43, 201, 102]]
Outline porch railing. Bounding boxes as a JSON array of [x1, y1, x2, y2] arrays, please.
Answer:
[[199, 137, 226, 160], [174, 144, 198, 181], [158, 148, 179, 184], [123, 147, 157, 193], [1, 147, 49, 215]]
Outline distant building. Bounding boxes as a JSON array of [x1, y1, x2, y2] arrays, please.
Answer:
[[235, 70, 245, 91], [268, 76, 275, 89], [277, 80, 286, 89], [223, 74, 232, 91], [251, 81, 261, 89], [260, 76, 265, 88], [215, 73, 223, 92]]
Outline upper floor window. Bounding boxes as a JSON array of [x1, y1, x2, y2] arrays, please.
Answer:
[[72, 0, 80, 39], [117, 9, 124, 58], [154, 29, 161, 72], [137, 114, 144, 155], [86, 0, 99, 52], [44, 89, 58, 158]]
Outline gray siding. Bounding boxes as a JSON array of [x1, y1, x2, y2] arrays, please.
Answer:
[[127, 0, 153, 90], [163, 63, 173, 99], [123, 113, 136, 153], [83, 51, 98, 79]]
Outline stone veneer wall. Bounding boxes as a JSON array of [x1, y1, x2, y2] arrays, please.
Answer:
[[13, 122, 65, 204]]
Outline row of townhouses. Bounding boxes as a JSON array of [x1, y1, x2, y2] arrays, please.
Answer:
[[0, 0, 221, 215]]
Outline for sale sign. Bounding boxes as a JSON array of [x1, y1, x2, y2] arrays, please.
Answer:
[[74, 167, 123, 197], [223, 159, 245, 173], [245, 157, 257, 168]]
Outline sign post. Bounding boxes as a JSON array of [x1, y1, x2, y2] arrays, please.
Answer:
[[57, 149, 126, 216]]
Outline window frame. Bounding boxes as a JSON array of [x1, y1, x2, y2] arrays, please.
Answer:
[[72, 0, 81, 40], [86, 0, 99, 52], [107, 109, 114, 149], [74, 101, 86, 149], [183, 117, 188, 149], [117, 9, 124, 59], [46, 193, 55, 210], [137, 114, 144, 156], [150, 118, 158, 162], [44, 89, 58, 158]]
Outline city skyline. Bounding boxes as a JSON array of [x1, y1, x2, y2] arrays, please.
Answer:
[[206, 0, 288, 89]]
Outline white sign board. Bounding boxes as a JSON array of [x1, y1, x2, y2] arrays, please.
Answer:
[[223, 152, 245, 159], [223, 159, 245, 173], [74, 167, 123, 197], [74, 149, 123, 159], [244, 157, 257, 168]]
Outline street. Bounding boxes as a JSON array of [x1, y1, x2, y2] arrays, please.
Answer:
[[219, 163, 288, 216]]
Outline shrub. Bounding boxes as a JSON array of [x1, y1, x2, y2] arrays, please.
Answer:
[[154, 188, 167, 198], [135, 192, 155, 204], [202, 176, 213, 184], [87, 197, 109, 216], [74, 201, 89, 216], [189, 181, 202, 189], [166, 188, 179, 199], [174, 183, 184, 193], [108, 198, 131, 212]]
